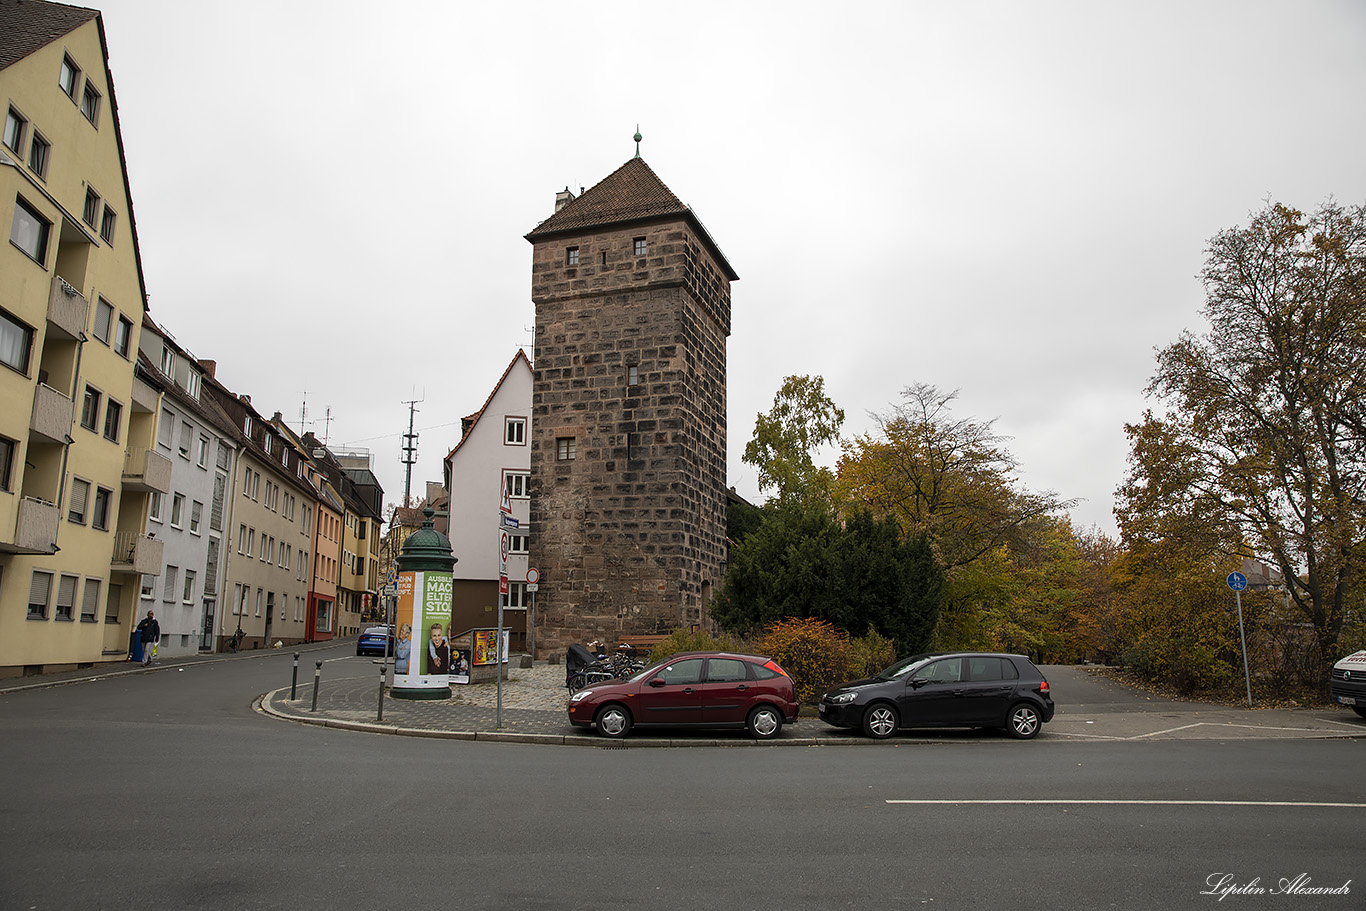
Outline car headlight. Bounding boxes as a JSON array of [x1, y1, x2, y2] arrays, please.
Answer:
[[570, 690, 594, 703], [827, 691, 857, 704]]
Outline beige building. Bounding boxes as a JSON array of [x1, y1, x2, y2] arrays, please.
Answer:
[[1, 4, 161, 674]]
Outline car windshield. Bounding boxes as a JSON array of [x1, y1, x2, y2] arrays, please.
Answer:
[[875, 654, 933, 681]]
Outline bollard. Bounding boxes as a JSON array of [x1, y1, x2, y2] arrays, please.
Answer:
[[310, 660, 322, 712], [377, 662, 386, 722], [290, 653, 300, 700]]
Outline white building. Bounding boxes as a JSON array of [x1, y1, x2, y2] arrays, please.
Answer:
[[443, 351, 532, 651]]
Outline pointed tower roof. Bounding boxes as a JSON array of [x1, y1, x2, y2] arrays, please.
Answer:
[[526, 157, 737, 280], [0, 0, 98, 71]]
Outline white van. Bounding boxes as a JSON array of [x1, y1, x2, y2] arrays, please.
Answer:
[[1330, 650, 1366, 719]]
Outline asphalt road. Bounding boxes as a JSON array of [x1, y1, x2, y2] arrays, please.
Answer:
[[1, 643, 1362, 911]]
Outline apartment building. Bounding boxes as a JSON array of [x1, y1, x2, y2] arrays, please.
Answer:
[[135, 319, 238, 658], [0, 3, 158, 674], [202, 379, 316, 650]]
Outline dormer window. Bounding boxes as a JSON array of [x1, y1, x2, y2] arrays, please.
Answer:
[[159, 345, 173, 376]]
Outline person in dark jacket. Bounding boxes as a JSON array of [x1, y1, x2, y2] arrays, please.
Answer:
[[137, 610, 160, 665]]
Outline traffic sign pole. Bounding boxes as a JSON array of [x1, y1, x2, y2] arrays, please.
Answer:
[[1227, 572, 1253, 707]]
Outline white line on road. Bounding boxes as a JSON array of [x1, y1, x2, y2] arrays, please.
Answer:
[[886, 799, 1366, 808]]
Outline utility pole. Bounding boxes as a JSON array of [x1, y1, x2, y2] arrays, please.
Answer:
[[400, 397, 421, 508]]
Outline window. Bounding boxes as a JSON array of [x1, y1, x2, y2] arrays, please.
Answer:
[[92, 487, 111, 530], [83, 187, 99, 228], [502, 581, 528, 609], [103, 399, 122, 442], [556, 436, 576, 460], [59, 55, 80, 100], [237, 524, 246, 553], [157, 409, 174, 449], [0, 309, 33, 374], [505, 471, 529, 498], [141, 574, 155, 599], [0, 436, 15, 491], [3, 107, 25, 153], [566, 246, 579, 266], [505, 417, 526, 445], [163, 566, 178, 602], [28, 570, 52, 619], [634, 237, 647, 256], [100, 206, 115, 244], [170, 493, 184, 529], [148, 491, 162, 522], [67, 478, 90, 524], [80, 386, 101, 430], [628, 364, 639, 386], [160, 345, 174, 376], [183, 570, 196, 604], [55, 574, 78, 620], [81, 82, 100, 125], [186, 371, 200, 400], [92, 298, 113, 343], [27, 133, 50, 180], [10, 196, 50, 264], [105, 582, 121, 623], [114, 315, 132, 357], [247, 529, 255, 557], [81, 578, 101, 623], [255, 589, 262, 617], [197, 436, 209, 468], [508, 533, 529, 554], [179, 421, 192, 459]]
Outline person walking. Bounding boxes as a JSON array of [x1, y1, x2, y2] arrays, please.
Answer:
[[137, 610, 160, 666]]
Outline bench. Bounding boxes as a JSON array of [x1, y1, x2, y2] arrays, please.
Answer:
[[616, 634, 669, 659]]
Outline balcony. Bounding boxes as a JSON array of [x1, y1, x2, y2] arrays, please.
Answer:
[[0, 497, 60, 555], [47, 276, 89, 342], [30, 383, 74, 445], [123, 447, 172, 494], [111, 531, 163, 575], [131, 374, 159, 414]]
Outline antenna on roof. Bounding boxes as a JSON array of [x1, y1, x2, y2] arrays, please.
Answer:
[[633, 125, 642, 159]]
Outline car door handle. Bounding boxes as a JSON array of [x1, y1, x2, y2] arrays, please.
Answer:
[[735, 684, 749, 691], [952, 689, 966, 696], [683, 687, 696, 694]]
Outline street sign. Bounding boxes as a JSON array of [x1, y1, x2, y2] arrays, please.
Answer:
[[526, 583, 539, 592], [526, 567, 539, 585], [500, 514, 519, 529], [1227, 572, 1248, 592]]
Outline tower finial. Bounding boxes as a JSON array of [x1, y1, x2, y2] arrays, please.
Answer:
[[633, 125, 642, 159]]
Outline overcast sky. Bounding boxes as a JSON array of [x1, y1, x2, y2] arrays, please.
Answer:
[[90, 0, 1366, 536]]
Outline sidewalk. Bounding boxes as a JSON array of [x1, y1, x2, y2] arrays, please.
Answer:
[[258, 660, 1366, 747]]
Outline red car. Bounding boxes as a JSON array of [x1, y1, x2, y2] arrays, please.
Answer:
[[568, 651, 799, 739]]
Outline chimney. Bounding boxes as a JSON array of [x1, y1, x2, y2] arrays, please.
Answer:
[[198, 359, 216, 378], [554, 187, 575, 212], [240, 394, 251, 405]]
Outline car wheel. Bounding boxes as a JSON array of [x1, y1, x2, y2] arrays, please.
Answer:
[[1006, 703, 1042, 739], [1353, 706, 1366, 720], [747, 705, 783, 740], [595, 703, 632, 739], [862, 703, 898, 739]]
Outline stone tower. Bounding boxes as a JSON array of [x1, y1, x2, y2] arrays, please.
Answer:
[[525, 156, 737, 656]]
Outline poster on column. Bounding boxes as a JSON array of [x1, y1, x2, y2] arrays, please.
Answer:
[[393, 570, 453, 691]]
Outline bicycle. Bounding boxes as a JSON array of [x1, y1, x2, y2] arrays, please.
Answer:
[[225, 627, 244, 652]]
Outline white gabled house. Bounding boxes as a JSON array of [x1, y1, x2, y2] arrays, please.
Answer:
[[443, 351, 532, 652]]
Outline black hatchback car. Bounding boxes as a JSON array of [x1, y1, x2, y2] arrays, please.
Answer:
[[818, 652, 1054, 739]]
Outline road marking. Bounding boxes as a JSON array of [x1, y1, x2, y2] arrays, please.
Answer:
[[886, 799, 1366, 808]]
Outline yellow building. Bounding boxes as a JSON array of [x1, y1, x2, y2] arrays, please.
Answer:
[[1, 3, 160, 674]]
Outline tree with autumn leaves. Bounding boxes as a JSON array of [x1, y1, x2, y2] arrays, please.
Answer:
[[718, 200, 1366, 694]]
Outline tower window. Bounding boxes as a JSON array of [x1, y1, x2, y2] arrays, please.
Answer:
[[556, 437, 576, 461], [566, 246, 579, 266], [628, 365, 639, 386], [633, 237, 647, 256]]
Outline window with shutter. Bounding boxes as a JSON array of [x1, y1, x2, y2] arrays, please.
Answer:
[[55, 574, 78, 620], [28, 570, 52, 619], [81, 578, 101, 622]]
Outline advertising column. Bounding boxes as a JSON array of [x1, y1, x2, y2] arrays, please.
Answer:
[[390, 506, 456, 700]]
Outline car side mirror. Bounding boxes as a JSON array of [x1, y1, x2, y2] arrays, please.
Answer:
[[909, 677, 929, 689], [648, 678, 666, 688]]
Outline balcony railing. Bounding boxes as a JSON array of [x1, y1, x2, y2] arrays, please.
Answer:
[[30, 383, 74, 445], [47, 276, 89, 341], [10, 497, 59, 554], [123, 447, 172, 494], [111, 531, 162, 575]]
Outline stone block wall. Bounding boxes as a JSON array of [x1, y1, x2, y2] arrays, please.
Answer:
[[529, 218, 730, 656]]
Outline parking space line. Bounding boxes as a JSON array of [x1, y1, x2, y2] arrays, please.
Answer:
[[885, 799, 1366, 808]]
